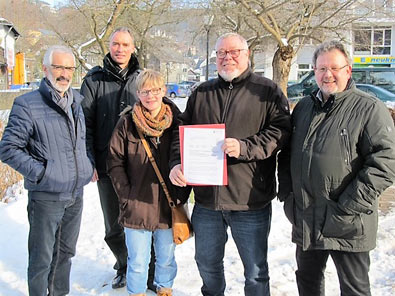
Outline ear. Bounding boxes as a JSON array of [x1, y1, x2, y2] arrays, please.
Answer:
[[346, 65, 352, 78], [42, 65, 49, 76]]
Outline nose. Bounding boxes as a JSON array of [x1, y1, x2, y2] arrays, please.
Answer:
[[223, 51, 233, 59]]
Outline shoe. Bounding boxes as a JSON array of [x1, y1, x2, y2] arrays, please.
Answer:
[[157, 287, 172, 296], [112, 272, 126, 289]]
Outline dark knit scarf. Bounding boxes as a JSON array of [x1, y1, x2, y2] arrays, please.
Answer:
[[104, 54, 134, 80], [132, 101, 173, 137]]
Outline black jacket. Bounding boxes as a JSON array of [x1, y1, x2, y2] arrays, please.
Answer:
[[0, 79, 93, 200], [81, 53, 140, 177], [278, 81, 395, 252], [170, 68, 291, 210]]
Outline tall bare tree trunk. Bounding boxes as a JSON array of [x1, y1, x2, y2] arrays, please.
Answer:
[[272, 45, 294, 97]]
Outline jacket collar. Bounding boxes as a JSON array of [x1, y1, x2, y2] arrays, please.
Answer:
[[310, 79, 356, 111], [218, 67, 252, 88], [103, 53, 140, 80], [38, 78, 82, 107]]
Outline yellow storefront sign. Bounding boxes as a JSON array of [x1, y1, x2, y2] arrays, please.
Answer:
[[353, 56, 395, 64]]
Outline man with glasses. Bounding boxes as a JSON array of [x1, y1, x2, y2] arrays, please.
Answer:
[[0, 45, 94, 296], [278, 40, 395, 295], [81, 27, 156, 291], [169, 32, 291, 295]]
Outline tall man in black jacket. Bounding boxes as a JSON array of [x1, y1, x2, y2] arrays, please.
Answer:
[[81, 27, 155, 290], [169, 33, 291, 296]]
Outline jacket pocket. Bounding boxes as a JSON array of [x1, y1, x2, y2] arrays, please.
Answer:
[[283, 193, 295, 225], [322, 202, 364, 239], [340, 128, 352, 165]]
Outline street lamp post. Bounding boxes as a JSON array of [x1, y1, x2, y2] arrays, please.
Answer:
[[204, 16, 214, 81]]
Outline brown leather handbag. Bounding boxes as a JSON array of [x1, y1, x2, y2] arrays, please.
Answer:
[[138, 128, 193, 244]]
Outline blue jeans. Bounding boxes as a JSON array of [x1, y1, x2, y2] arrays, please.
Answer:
[[192, 204, 272, 296], [27, 194, 83, 296], [124, 228, 176, 294]]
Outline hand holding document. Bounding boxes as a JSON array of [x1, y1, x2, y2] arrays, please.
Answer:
[[180, 124, 227, 186]]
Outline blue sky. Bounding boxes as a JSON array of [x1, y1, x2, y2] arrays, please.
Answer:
[[45, 0, 67, 7]]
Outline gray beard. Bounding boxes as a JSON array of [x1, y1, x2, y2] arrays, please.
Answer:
[[219, 70, 240, 82]]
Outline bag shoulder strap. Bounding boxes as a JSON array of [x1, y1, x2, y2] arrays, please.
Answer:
[[137, 128, 176, 208]]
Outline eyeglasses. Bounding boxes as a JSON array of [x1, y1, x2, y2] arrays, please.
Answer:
[[51, 64, 76, 73], [138, 88, 162, 97], [216, 49, 248, 59], [315, 65, 349, 74]]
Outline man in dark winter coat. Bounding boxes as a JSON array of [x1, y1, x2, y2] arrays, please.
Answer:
[[278, 40, 395, 296], [80, 27, 155, 290], [0, 45, 93, 296], [169, 33, 291, 296]]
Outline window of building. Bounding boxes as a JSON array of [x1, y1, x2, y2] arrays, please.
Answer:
[[297, 64, 313, 80], [354, 26, 392, 55]]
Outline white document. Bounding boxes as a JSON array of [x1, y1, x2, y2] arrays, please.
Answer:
[[182, 126, 226, 185]]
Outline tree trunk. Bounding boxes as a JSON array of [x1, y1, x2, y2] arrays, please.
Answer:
[[272, 45, 294, 97]]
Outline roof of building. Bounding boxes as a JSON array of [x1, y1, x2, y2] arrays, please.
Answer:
[[0, 17, 21, 38]]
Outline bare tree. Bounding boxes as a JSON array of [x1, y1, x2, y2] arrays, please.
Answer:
[[45, 0, 130, 70], [122, 0, 174, 68], [211, 0, 378, 95]]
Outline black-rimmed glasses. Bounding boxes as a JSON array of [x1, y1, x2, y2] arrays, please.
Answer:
[[138, 88, 162, 97], [215, 49, 248, 59]]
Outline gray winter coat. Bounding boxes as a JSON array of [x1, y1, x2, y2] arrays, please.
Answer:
[[278, 81, 395, 252], [0, 79, 94, 200]]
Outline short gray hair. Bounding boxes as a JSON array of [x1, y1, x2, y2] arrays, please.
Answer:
[[43, 45, 75, 66], [215, 33, 248, 51], [312, 40, 352, 67], [109, 27, 134, 44]]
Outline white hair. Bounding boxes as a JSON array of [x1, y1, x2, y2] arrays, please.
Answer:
[[43, 45, 75, 66]]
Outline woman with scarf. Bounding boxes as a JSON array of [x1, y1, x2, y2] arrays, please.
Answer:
[[107, 69, 189, 296]]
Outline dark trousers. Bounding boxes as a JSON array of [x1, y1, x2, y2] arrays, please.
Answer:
[[295, 246, 371, 296], [192, 204, 272, 296], [27, 194, 83, 296], [97, 177, 155, 282]]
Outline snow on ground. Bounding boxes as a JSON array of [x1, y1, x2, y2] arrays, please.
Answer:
[[0, 181, 394, 296], [0, 100, 394, 295]]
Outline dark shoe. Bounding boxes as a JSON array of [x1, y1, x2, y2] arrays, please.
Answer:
[[112, 273, 126, 289]]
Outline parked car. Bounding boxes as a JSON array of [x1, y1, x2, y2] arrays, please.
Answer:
[[179, 81, 195, 88], [166, 83, 189, 98], [287, 67, 395, 98], [356, 84, 395, 103]]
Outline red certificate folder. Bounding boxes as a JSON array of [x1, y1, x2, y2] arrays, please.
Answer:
[[179, 124, 228, 186]]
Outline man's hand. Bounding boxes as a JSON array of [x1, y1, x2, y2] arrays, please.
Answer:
[[91, 169, 99, 182], [169, 164, 187, 187], [222, 138, 241, 158]]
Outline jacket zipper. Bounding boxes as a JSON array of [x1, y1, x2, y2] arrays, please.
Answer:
[[66, 111, 79, 198], [340, 128, 352, 165], [220, 82, 233, 123], [217, 82, 233, 208]]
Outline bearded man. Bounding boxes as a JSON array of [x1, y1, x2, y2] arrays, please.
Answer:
[[0, 45, 93, 296], [169, 33, 291, 296]]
